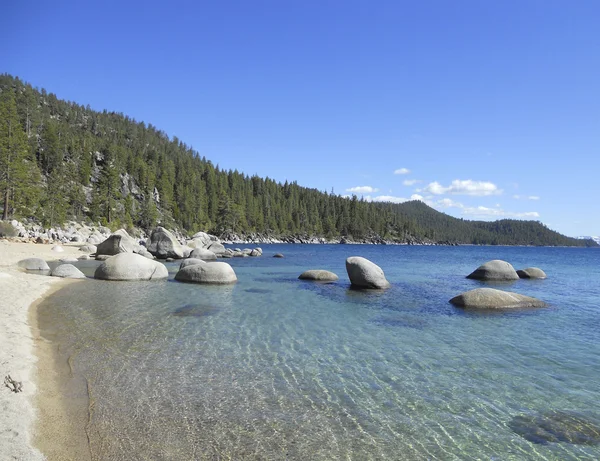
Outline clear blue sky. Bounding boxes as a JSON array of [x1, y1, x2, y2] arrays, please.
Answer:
[[2, 1, 599, 237]]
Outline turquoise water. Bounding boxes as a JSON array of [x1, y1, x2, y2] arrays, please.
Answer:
[[40, 245, 600, 460]]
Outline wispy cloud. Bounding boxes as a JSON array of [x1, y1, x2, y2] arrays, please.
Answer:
[[394, 168, 410, 175], [462, 206, 539, 219], [403, 179, 421, 186], [346, 186, 379, 194], [372, 195, 408, 204], [421, 180, 502, 196], [513, 195, 541, 201]]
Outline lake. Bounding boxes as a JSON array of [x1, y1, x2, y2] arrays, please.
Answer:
[[38, 244, 600, 460]]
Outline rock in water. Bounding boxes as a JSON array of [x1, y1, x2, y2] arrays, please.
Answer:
[[51, 264, 86, 279], [146, 226, 184, 259], [17, 258, 50, 271], [179, 258, 206, 270], [466, 260, 519, 281], [273, 253, 284, 258], [96, 229, 139, 256], [517, 267, 547, 279], [299, 270, 339, 282], [175, 262, 237, 284], [94, 253, 168, 281], [207, 242, 227, 256], [345, 256, 390, 289], [509, 410, 600, 445], [449, 288, 546, 309], [189, 248, 217, 261]]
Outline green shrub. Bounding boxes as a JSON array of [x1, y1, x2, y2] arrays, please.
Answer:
[[0, 221, 17, 238]]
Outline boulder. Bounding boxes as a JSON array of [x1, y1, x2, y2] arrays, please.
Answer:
[[299, 270, 339, 282], [449, 288, 546, 309], [517, 267, 547, 279], [146, 227, 184, 259], [94, 253, 168, 281], [87, 233, 104, 245], [345, 256, 390, 289], [51, 264, 86, 279], [207, 242, 227, 256], [79, 244, 97, 253], [136, 247, 155, 259], [254, 247, 263, 255], [189, 248, 217, 261], [17, 258, 50, 271], [466, 260, 519, 281], [51, 245, 64, 253], [95, 254, 111, 261], [182, 246, 193, 258], [190, 231, 214, 249], [179, 258, 206, 270], [96, 229, 140, 256], [273, 253, 284, 258], [175, 262, 237, 285], [59, 257, 79, 263], [250, 249, 261, 257], [78, 254, 90, 261]]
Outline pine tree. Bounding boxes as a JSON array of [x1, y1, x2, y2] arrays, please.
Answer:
[[0, 88, 40, 220]]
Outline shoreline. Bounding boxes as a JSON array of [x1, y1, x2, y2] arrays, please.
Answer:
[[0, 240, 86, 460]]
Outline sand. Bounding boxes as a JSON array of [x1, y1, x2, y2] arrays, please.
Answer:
[[0, 240, 86, 460]]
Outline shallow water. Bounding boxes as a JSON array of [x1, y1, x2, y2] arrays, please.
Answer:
[[39, 245, 600, 460]]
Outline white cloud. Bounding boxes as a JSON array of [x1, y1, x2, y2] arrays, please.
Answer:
[[394, 168, 410, 175], [372, 195, 409, 204], [436, 198, 464, 209], [422, 180, 502, 196], [514, 194, 541, 201], [410, 194, 424, 201], [346, 186, 379, 194], [403, 179, 421, 186], [462, 206, 540, 219], [528, 195, 540, 200]]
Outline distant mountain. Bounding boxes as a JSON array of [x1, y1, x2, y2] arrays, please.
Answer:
[[577, 236, 600, 245], [0, 73, 595, 247]]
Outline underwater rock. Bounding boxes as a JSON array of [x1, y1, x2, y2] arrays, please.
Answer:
[[509, 410, 600, 445], [298, 270, 339, 282]]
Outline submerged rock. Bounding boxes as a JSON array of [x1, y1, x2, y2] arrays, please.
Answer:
[[449, 288, 546, 309], [51, 264, 86, 279], [509, 410, 600, 445], [345, 256, 390, 289], [175, 262, 237, 284], [172, 304, 220, 318], [517, 267, 547, 279], [299, 270, 339, 282], [17, 258, 50, 271], [94, 253, 168, 281], [466, 259, 519, 281]]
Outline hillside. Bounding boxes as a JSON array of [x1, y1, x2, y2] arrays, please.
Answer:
[[0, 74, 595, 247]]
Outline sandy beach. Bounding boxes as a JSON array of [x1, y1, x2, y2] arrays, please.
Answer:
[[0, 240, 84, 460]]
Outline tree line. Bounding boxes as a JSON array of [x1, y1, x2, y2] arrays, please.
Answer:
[[0, 74, 595, 247]]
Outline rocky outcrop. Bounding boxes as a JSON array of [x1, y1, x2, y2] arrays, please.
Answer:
[[175, 262, 237, 284], [146, 226, 184, 259], [299, 270, 339, 282], [345, 256, 390, 289], [94, 253, 168, 281], [517, 267, 547, 279], [449, 288, 546, 309], [466, 260, 519, 281], [51, 264, 86, 279], [17, 258, 50, 271]]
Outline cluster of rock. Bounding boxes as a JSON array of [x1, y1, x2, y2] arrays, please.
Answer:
[[298, 256, 391, 289], [451, 259, 548, 309]]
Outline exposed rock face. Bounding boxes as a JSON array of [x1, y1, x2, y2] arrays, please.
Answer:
[[449, 288, 546, 309], [299, 270, 339, 282], [179, 258, 206, 270], [175, 262, 237, 284], [146, 226, 184, 259], [517, 267, 547, 279], [189, 248, 217, 261], [207, 242, 227, 256], [466, 260, 519, 281], [17, 258, 50, 271], [94, 253, 168, 281], [96, 229, 141, 256], [51, 264, 86, 279], [345, 256, 390, 289]]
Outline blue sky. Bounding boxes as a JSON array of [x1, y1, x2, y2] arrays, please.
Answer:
[[2, 1, 599, 237]]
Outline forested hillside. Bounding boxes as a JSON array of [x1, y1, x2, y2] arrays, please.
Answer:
[[0, 74, 594, 247]]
